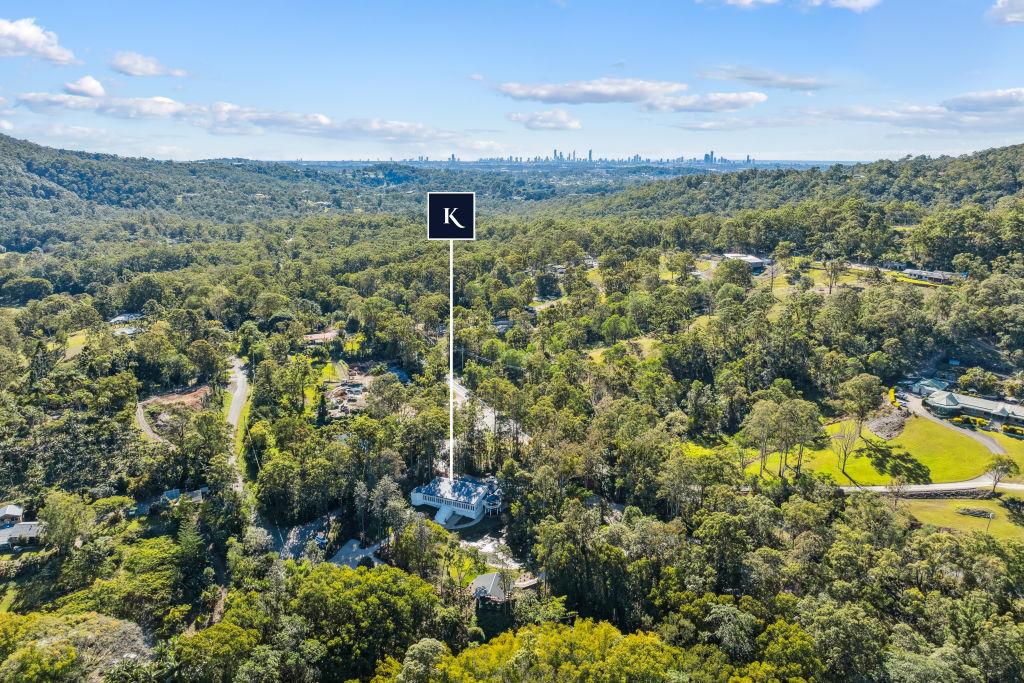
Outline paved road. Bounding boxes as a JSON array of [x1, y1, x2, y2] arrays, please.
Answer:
[[842, 473, 1024, 494], [838, 396, 1016, 495], [905, 395, 1006, 455], [226, 358, 249, 436], [225, 357, 249, 494]]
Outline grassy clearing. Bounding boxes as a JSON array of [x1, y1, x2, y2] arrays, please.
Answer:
[[903, 497, 1024, 541], [0, 584, 17, 612], [992, 432, 1024, 482], [234, 398, 252, 457], [587, 336, 658, 364], [302, 361, 339, 416], [586, 268, 606, 302], [750, 416, 994, 485], [65, 329, 88, 356]]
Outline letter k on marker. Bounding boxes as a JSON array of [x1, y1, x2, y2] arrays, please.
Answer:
[[443, 207, 466, 229]]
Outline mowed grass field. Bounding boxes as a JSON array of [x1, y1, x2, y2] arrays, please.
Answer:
[[750, 416, 1007, 486], [902, 497, 1024, 541]]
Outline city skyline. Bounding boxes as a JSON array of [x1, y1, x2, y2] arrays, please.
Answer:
[[0, 1, 1022, 161]]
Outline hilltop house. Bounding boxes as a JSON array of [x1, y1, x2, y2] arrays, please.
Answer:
[[303, 330, 339, 346], [411, 476, 502, 527], [162, 487, 209, 506], [469, 572, 511, 605]]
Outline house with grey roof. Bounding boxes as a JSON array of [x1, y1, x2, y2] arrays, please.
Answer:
[[911, 377, 949, 396], [0, 504, 24, 525], [0, 522, 41, 551], [469, 572, 511, 604], [722, 253, 769, 274], [925, 391, 1024, 426]]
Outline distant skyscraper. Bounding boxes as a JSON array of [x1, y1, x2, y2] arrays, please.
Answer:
[[588, 149, 592, 162]]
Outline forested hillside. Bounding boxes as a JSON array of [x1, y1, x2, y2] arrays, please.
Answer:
[[0, 134, 697, 253], [1, 137, 1024, 681], [570, 143, 1024, 217]]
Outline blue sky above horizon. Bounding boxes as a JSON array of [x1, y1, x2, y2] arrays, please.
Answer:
[[0, 1, 1022, 161]]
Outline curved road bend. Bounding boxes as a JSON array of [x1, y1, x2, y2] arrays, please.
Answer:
[[838, 395, 1023, 494], [905, 395, 1006, 455]]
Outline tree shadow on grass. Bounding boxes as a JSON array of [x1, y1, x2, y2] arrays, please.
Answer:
[[858, 441, 932, 484], [1000, 496, 1024, 527]]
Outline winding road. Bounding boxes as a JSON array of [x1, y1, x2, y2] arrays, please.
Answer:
[[905, 395, 1006, 455], [834, 394, 1018, 496], [842, 474, 1024, 494]]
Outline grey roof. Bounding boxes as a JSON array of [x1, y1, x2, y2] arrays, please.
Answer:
[[0, 522, 40, 546], [109, 313, 144, 324], [927, 390, 1024, 419], [413, 477, 489, 507], [0, 504, 23, 518], [723, 253, 767, 265], [913, 378, 949, 393], [469, 572, 509, 601]]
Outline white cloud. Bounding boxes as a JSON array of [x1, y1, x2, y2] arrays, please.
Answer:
[[17, 89, 465, 144], [811, 0, 883, 10], [671, 114, 817, 130], [704, 0, 881, 9], [711, 0, 780, 6], [643, 91, 768, 112], [467, 73, 485, 81], [496, 77, 688, 104], [111, 51, 187, 77], [63, 75, 106, 98], [701, 65, 830, 91], [0, 120, 12, 131], [0, 17, 76, 64], [19, 92, 193, 119], [989, 0, 1024, 23], [507, 109, 582, 130], [942, 88, 1024, 111]]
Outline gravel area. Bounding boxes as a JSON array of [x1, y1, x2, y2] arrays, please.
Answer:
[[868, 405, 908, 440]]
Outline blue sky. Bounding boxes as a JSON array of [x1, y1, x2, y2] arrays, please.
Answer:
[[1, 0, 1022, 161]]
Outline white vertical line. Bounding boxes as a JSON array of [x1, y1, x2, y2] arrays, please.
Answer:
[[449, 238, 455, 481]]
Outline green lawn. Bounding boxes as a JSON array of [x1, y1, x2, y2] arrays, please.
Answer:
[[903, 497, 1024, 541], [992, 432, 1024, 482], [586, 268, 606, 302], [0, 583, 17, 612], [234, 397, 252, 457], [751, 416, 995, 486]]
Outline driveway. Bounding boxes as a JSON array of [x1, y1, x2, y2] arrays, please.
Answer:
[[452, 378, 530, 443], [843, 473, 1024, 494], [905, 395, 1006, 455]]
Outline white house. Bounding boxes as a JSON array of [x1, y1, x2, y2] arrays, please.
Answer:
[[411, 476, 502, 527], [722, 253, 769, 274]]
